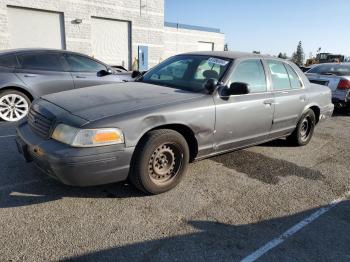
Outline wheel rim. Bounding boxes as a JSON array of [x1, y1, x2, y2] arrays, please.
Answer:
[[148, 143, 183, 185], [300, 116, 312, 142], [0, 94, 29, 121]]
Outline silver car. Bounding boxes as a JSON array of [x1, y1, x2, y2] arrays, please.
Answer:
[[0, 48, 132, 122], [16, 51, 334, 194], [306, 63, 350, 111]]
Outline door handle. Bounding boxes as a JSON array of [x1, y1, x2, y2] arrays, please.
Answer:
[[24, 74, 37, 77], [75, 76, 86, 79], [263, 99, 274, 105]]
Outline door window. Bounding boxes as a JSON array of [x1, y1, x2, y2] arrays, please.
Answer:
[[267, 60, 291, 90], [66, 54, 106, 72], [0, 54, 18, 68], [285, 64, 303, 89], [18, 53, 66, 71], [229, 59, 267, 93]]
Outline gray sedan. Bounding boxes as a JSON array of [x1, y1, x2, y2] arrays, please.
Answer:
[[0, 48, 131, 122], [16, 51, 334, 194], [306, 63, 350, 111]]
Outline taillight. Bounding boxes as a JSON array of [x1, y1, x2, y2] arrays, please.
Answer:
[[337, 79, 350, 90]]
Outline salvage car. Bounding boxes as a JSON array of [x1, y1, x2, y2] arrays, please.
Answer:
[[306, 63, 350, 112], [16, 51, 334, 194], [0, 48, 132, 122]]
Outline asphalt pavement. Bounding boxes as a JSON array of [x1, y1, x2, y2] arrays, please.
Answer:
[[0, 114, 349, 261]]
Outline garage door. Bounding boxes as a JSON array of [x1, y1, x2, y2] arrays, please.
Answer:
[[91, 17, 130, 69], [198, 41, 214, 51], [7, 7, 65, 49]]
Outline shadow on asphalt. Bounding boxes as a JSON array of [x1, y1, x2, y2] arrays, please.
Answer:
[[1, 147, 325, 208], [0, 178, 145, 208], [59, 200, 350, 262], [211, 150, 324, 184]]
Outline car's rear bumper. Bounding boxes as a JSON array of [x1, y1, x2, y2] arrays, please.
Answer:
[[319, 104, 334, 122], [16, 121, 134, 187]]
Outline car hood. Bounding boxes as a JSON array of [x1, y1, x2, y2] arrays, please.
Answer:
[[42, 82, 205, 122]]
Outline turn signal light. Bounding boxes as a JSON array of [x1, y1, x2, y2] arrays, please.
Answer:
[[337, 79, 350, 90]]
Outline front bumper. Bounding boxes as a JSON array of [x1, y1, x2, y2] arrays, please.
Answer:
[[16, 121, 134, 187]]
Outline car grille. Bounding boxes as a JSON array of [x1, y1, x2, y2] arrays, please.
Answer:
[[310, 80, 329, 86], [28, 108, 53, 139]]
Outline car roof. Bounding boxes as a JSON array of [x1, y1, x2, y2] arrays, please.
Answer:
[[0, 48, 91, 57], [181, 51, 278, 60]]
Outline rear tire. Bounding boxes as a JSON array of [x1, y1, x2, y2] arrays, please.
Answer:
[[130, 129, 190, 194], [0, 90, 31, 122], [287, 109, 316, 146]]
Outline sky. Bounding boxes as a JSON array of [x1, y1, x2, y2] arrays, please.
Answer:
[[164, 0, 350, 58]]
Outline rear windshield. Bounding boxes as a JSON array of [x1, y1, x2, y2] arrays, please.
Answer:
[[307, 64, 350, 76]]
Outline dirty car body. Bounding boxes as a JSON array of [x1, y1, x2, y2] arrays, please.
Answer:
[[16, 51, 334, 193]]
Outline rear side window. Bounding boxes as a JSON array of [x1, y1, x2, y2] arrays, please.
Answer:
[[65, 54, 106, 72], [0, 54, 18, 68], [285, 64, 303, 89], [229, 59, 267, 93], [267, 60, 290, 90], [18, 53, 65, 71]]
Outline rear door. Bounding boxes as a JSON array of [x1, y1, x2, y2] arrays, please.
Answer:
[[15, 52, 74, 96], [266, 60, 307, 137], [65, 54, 121, 89]]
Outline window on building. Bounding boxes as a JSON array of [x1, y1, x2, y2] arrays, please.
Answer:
[[228, 59, 267, 93]]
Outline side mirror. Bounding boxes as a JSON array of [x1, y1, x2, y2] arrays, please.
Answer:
[[98, 69, 113, 77], [203, 78, 218, 94], [226, 82, 250, 96], [131, 70, 142, 78]]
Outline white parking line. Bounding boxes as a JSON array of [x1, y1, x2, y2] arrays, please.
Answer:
[[0, 135, 15, 138], [241, 190, 350, 262]]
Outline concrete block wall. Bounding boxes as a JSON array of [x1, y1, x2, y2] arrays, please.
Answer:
[[0, 0, 165, 68], [163, 26, 225, 59]]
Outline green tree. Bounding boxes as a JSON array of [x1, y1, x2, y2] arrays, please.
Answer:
[[292, 41, 305, 66], [277, 52, 288, 59], [252, 51, 260, 54]]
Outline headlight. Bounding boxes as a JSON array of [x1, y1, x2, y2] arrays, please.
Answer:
[[52, 124, 124, 147]]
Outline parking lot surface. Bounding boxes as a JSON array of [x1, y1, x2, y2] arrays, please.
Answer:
[[0, 114, 350, 262]]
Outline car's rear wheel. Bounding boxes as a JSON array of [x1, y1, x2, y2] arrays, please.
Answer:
[[130, 129, 189, 194], [287, 109, 316, 146], [0, 90, 30, 122]]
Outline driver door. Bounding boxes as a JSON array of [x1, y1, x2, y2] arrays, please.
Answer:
[[214, 59, 274, 151]]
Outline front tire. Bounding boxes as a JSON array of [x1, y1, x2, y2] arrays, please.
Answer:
[[0, 90, 31, 122], [287, 109, 316, 146], [130, 129, 190, 194]]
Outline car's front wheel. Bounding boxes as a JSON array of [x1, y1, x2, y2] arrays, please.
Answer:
[[0, 90, 30, 122], [287, 109, 316, 146], [130, 129, 189, 194]]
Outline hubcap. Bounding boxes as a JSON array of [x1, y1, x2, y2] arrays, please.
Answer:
[[300, 117, 311, 141], [0, 94, 29, 122], [148, 143, 183, 184]]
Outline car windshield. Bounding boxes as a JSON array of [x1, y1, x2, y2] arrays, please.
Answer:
[[141, 55, 231, 93], [307, 64, 350, 76]]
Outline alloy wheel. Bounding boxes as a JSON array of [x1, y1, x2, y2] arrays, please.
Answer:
[[0, 94, 29, 121]]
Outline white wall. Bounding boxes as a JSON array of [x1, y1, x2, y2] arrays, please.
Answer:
[[163, 26, 225, 60]]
